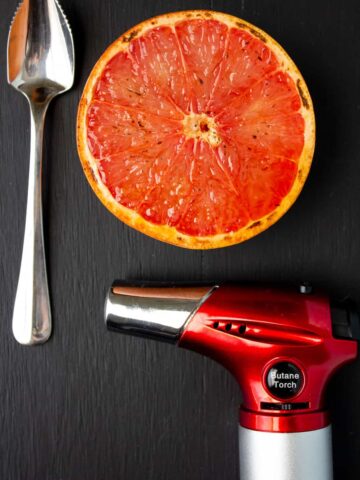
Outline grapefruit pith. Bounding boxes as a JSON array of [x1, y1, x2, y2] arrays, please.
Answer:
[[77, 10, 315, 249]]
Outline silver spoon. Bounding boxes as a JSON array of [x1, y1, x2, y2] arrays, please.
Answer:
[[7, 0, 75, 345]]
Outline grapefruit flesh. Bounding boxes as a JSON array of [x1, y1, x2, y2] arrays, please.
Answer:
[[77, 11, 315, 249]]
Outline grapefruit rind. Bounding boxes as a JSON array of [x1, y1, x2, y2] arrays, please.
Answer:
[[77, 10, 315, 249]]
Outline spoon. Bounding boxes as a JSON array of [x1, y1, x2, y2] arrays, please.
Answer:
[[7, 0, 75, 345]]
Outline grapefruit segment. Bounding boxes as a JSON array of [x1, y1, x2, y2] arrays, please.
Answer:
[[98, 135, 185, 210], [176, 140, 249, 236], [77, 11, 315, 249], [93, 50, 184, 120], [244, 158, 298, 219], [174, 19, 228, 113], [87, 101, 181, 158], [128, 26, 191, 114], [137, 138, 195, 226], [216, 72, 305, 161], [208, 27, 279, 114]]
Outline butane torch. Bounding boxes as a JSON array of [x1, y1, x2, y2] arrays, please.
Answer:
[[105, 282, 360, 480]]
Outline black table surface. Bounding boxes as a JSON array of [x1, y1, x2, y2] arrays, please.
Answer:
[[1, 0, 360, 479]]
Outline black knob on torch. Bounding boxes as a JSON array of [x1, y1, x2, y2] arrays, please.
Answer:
[[331, 300, 360, 341]]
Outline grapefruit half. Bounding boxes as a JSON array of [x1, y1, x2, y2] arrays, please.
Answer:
[[77, 10, 315, 249]]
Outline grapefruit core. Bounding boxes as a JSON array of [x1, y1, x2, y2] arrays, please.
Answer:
[[77, 10, 315, 249]]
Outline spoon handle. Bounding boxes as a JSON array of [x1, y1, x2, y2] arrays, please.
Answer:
[[12, 99, 51, 345]]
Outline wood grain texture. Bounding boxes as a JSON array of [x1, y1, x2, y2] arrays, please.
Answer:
[[1, 0, 360, 478]]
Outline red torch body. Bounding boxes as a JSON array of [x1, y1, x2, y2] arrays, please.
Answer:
[[179, 286, 356, 433], [106, 283, 359, 480]]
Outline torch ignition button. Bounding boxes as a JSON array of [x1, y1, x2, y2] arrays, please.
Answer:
[[265, 362, 304, 399]]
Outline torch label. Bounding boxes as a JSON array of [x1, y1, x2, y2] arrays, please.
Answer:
[[265, 362, 304, 399]]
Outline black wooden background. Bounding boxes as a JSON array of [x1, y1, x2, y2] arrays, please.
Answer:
[[1, 0, 360, 479]]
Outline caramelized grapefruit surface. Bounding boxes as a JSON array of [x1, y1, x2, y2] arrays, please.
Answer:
[[77, 11, 315, 249]]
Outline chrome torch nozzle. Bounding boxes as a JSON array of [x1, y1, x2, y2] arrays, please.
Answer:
[[105, 282, 215, 343]]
